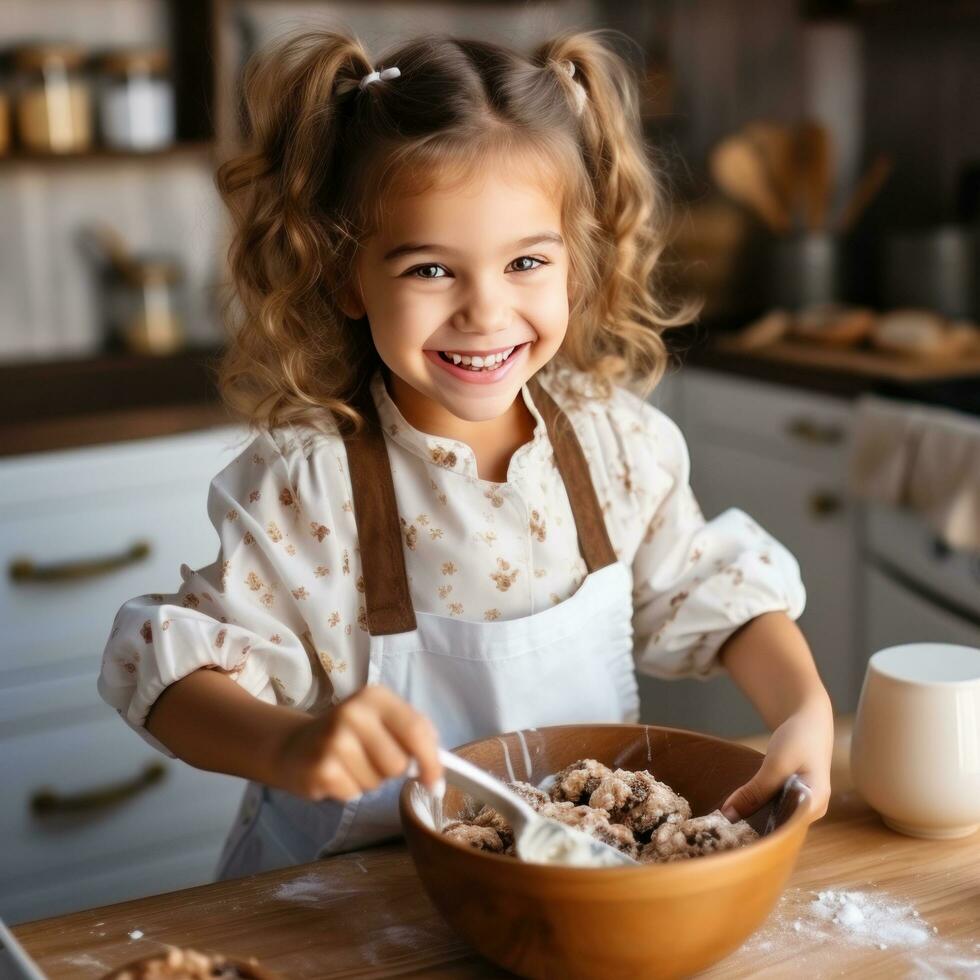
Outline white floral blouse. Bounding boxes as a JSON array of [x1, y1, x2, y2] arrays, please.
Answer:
[[98, 364, 805, 751]]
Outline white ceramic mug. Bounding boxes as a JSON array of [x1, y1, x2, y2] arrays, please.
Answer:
[[850, 643, 980, 839]]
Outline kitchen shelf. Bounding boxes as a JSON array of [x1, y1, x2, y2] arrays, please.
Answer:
[[0, 141, 217, 169]]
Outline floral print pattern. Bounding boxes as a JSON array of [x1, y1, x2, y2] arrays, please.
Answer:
[[98, 364, 805, 741]]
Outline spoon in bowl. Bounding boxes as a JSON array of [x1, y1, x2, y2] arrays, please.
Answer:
[[409, 748, 639, 868]]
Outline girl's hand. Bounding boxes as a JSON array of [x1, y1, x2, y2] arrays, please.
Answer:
[[720, 695, 834, 825], [271, 684, 443, 801]]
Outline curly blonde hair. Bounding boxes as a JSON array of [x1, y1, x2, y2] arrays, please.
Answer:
[[216, 28, 696, 434]]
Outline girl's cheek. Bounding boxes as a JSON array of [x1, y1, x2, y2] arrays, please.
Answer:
[[524, 286, 570, 336], [373, 309, 434, 356]]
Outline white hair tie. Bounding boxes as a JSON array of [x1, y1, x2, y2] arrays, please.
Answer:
[[558, 60, 586, 115], [359, 66, 401, 91]]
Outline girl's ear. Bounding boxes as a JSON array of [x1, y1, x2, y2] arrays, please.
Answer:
[[337, 285, 366, 320]]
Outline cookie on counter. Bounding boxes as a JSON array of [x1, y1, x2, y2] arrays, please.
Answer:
[[103, 946, 279, 980]]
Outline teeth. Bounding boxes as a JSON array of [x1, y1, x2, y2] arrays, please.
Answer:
[[440, 345, 522, 371]]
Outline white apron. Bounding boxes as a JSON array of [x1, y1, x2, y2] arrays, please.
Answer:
[[215, 375, 640, 879]]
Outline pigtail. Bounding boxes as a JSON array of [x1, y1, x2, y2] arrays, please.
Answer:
[[216, 31, 378, 434], [534, 32, 698, 395]]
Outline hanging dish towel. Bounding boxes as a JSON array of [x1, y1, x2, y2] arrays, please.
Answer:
[[849, 395, 980, 552]]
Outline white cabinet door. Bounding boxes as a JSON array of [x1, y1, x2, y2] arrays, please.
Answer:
[[0, 705, 244, 925], [688, 440, 859, 713], [681, 370, 852, 477], [0, 427, 250, 925], [0, 426, 248, 679]]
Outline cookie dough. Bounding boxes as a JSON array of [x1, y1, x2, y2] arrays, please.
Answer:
[[642, 809, 760, 862], [440, 758, 759, 865], [551, 758, 613, 804], [442, 820, 506, 853], [589, 768, 692, 836]]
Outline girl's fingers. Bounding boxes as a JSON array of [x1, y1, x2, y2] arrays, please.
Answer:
[[720, 757, 786, 821], [341, 709, 411, 780], [378, 699, 442, 790], [315, 755, 362, 802], [328, 729, 385, 795]]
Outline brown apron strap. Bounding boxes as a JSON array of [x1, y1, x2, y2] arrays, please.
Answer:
[[526, 375, 618, 574], [341, 391, 418, 636], [343, 373, 617, 636]]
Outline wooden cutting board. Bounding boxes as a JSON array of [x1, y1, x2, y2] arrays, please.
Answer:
[[717, 336, 980, 381], [13, 715, 980, 979]]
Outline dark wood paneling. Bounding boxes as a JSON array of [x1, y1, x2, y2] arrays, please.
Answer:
[[861, 5, 980, 226], [169, 0, 218, 141]]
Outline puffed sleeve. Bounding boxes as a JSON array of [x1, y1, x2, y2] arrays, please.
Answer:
[[97, 429, 327, 756], [631, 407, 806, 681]]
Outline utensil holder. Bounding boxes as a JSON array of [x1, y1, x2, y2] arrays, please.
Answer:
[[768, 232, 848, 310]]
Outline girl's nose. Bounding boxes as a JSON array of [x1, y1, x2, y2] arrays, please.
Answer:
[[452, 276, 511, 334]]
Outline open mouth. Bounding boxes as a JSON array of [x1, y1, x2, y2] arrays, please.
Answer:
[[436, 344, 525, 372]]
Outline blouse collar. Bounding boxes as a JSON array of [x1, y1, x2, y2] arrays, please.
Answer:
[[369, 369, 549, 481]]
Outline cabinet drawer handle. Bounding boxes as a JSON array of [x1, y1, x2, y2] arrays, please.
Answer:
[[809, 491, 843, 518], [31, 761, 166, 818], [9, 539, 151, 584], [786, 417, 845, 445]]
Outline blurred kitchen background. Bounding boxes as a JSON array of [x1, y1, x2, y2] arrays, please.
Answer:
[[2, 0, 980, 925]]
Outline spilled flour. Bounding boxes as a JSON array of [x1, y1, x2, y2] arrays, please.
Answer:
[[741, 886, 980, 978], [807, 889, 933, 949], [273, 873, 331, 902]]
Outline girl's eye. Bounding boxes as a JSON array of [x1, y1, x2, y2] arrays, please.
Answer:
[[405, 256, 547, 279], [510, 256, 545, 273], [411, 264, 446, 280]]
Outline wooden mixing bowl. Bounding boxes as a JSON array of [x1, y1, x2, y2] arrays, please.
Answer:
[[399, 723, 811, 980]]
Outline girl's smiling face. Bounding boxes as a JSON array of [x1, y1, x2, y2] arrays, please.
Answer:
[[345, 166, 570, 428]]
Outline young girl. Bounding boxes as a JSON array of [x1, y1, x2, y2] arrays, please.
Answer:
[[99, 28, 833, 879]]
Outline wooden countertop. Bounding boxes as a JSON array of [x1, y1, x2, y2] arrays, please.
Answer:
[[685, 335, 980, 399], [0, 347, 230, 458], [14, 715, 980, 979]]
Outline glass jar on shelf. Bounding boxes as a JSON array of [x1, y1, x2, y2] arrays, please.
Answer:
[[97, 48, 175, 151], [105, 253, 186, 355], [13, 43, 93, 154]]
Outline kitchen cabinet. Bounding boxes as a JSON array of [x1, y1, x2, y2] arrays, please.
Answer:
[[0, 425, 250, 925], [637, 367, 858, 737]]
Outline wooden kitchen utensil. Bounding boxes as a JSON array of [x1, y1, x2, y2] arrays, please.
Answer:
[[401, 723, 812, 980], [836, 153, 893, 234], [743, 120, 797, 214], [709, 135, 791, 235], [796, 121, 834, 232]]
